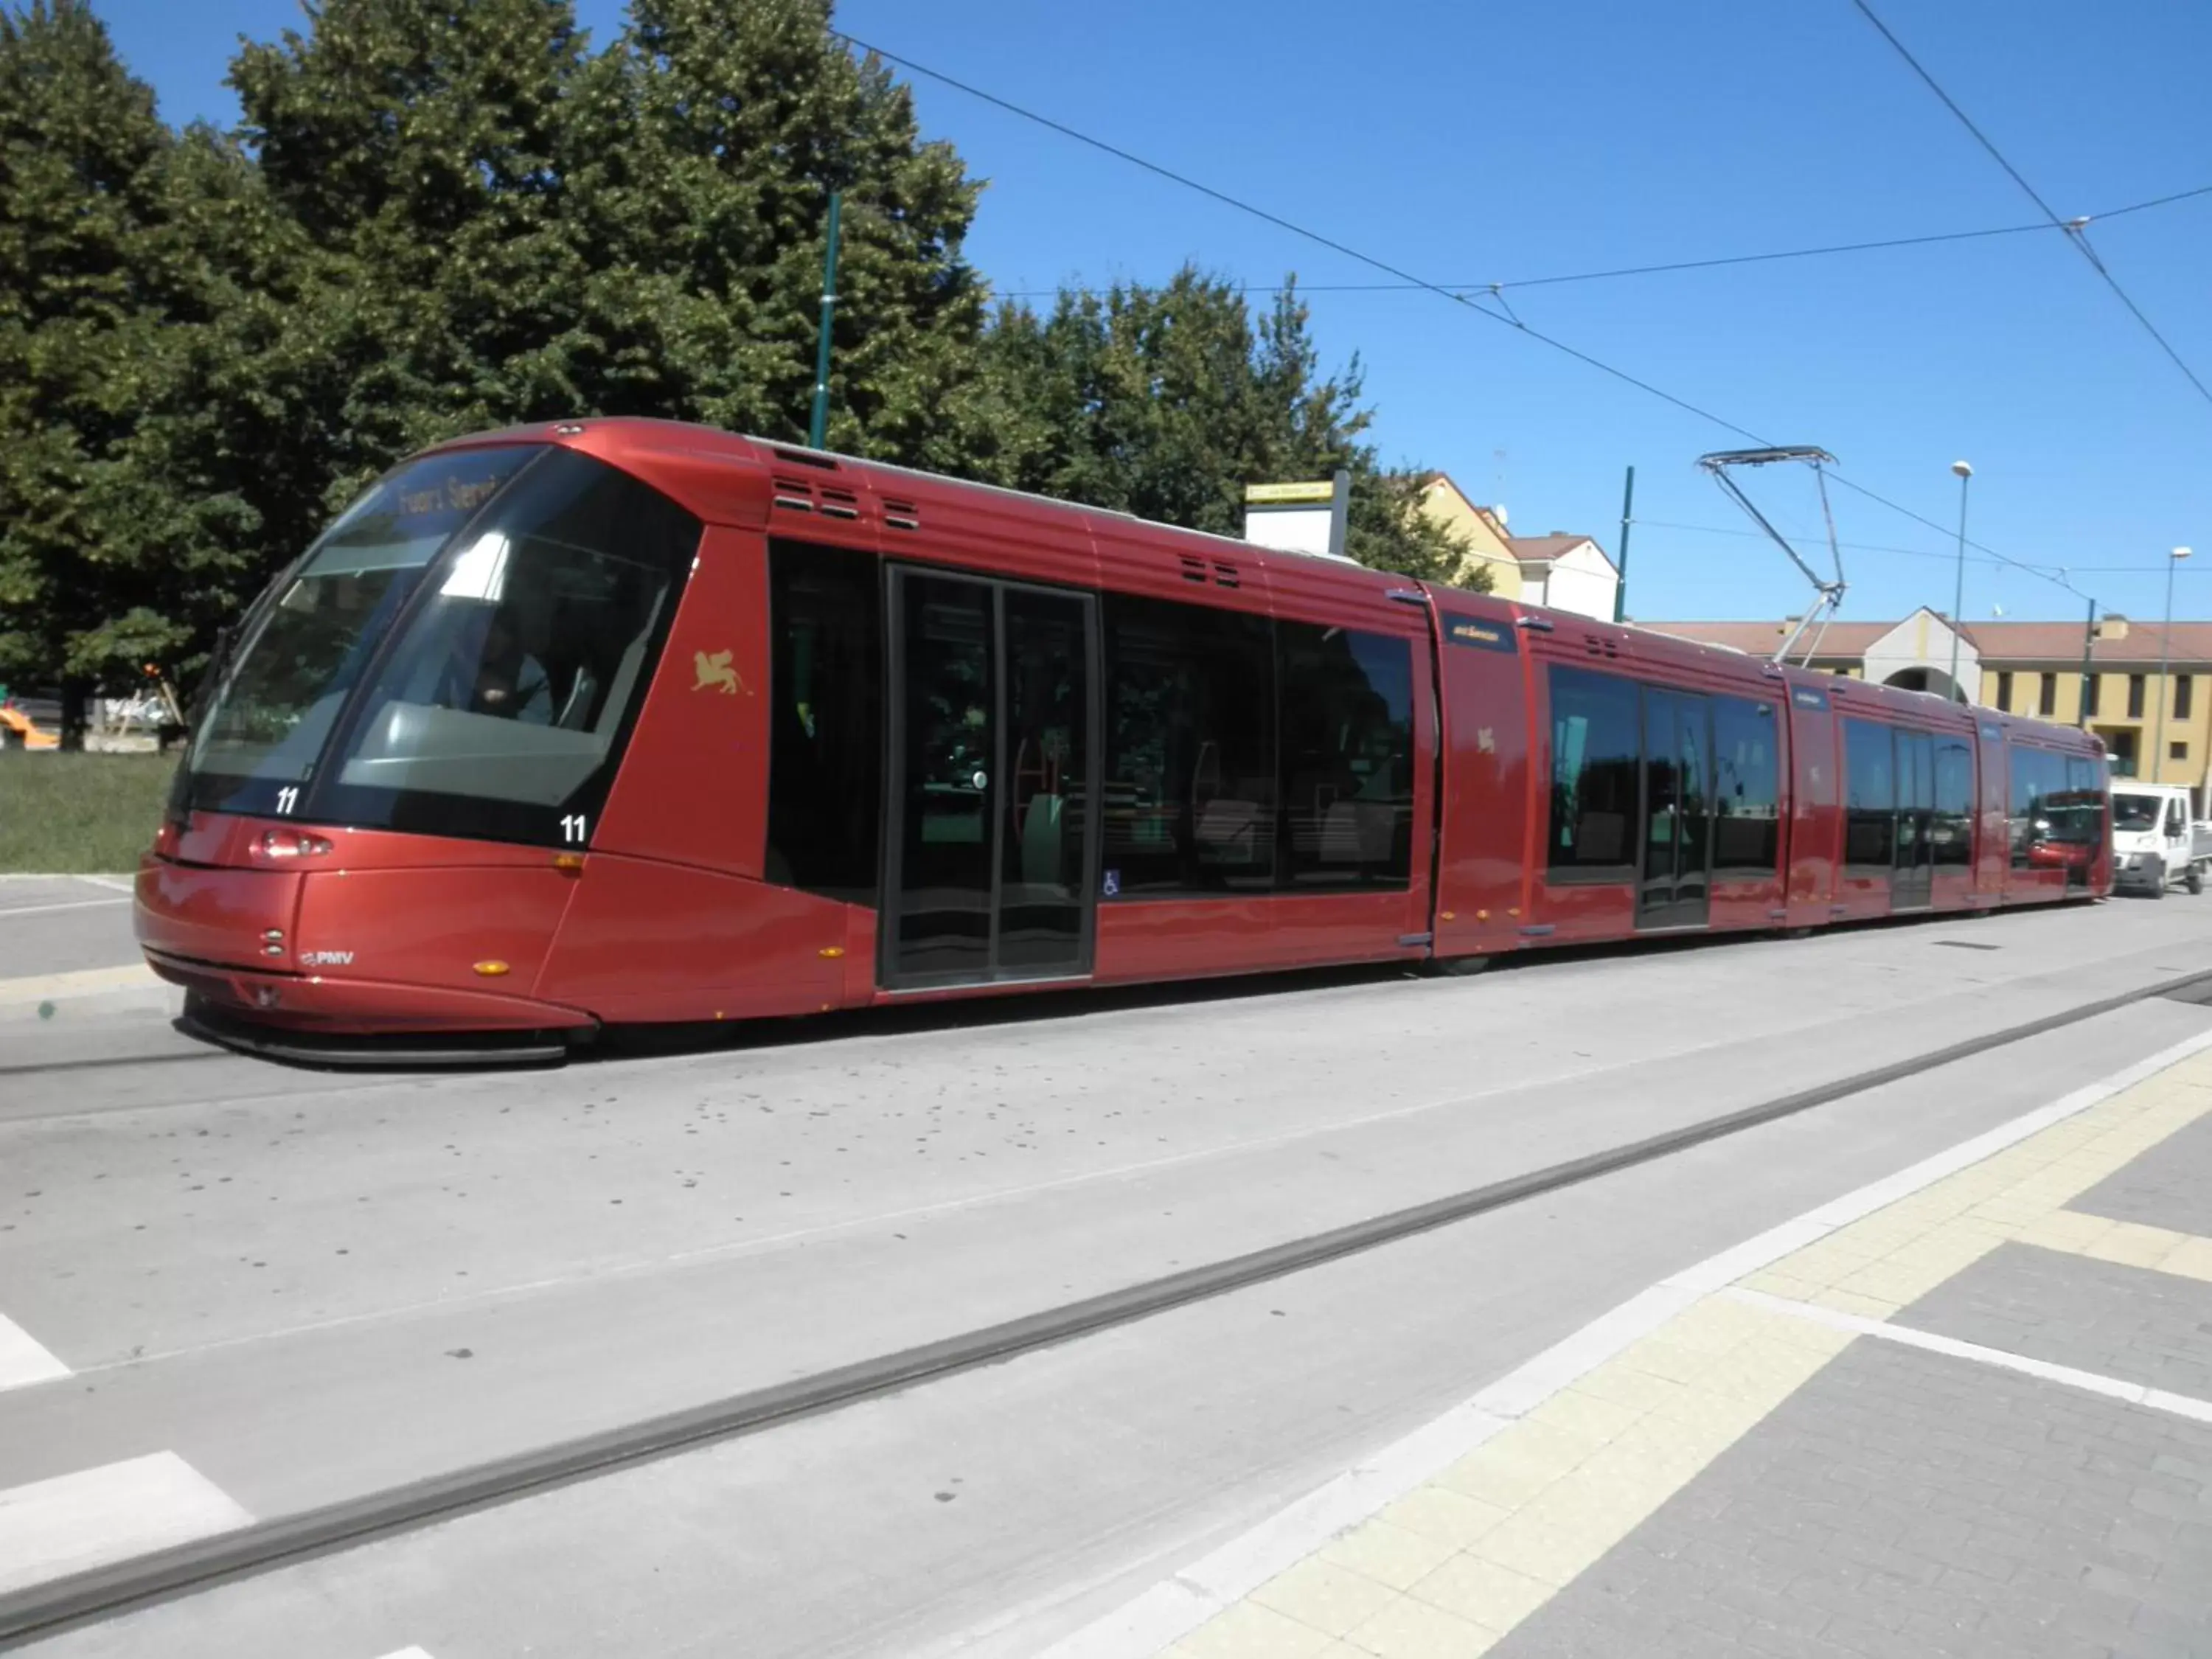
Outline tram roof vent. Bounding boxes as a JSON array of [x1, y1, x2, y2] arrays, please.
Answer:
[[772, 476, 817, 513], [1212, 560, 1241, 589], [818, 485, 861, 521], [1581, 631, 1620, 660], [1178, 554, 1207, 585], [770, 446, 841, 472], [883, 498, 920, 532]]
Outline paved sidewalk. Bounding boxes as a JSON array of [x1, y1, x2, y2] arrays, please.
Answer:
[[1114, 1039, 2212, 1659]]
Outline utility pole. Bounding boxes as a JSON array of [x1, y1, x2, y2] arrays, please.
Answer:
[[2078, 595, 2097, 731], [807, 190, 843, 451], [1613, 465, 1634, 624], [2155, 546, 2191, 782], [1948, 461, 1972, 702]]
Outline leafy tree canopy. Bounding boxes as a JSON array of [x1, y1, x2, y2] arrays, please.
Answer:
[[0, 0, 1482, 715], [982, 268, 1479, 583]]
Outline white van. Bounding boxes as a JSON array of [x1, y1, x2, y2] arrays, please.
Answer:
[[2110, 782, 2208, 897]]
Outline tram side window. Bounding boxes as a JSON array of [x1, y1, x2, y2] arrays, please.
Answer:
[[1546, 665, 1640, 879], [2007, 745, 2084, 868], [1933, 739, 1975, 867], [1276, 624, 1414, 887], [1102, 594, 1276, 894], [767, 542, 882, 905], [1711, 695, 1780, 875], [1843, 718, 1896, 870], [2007, 745, 2035, 869], [2067, 756, 2107, 848]]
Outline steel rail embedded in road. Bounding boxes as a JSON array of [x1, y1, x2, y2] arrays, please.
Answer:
[[0, 1050, 225, 1082], [4, 961, 2210, 1649]]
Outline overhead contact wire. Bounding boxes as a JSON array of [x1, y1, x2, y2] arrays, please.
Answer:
[[835, 30, 2104, 602], [1849, 0, 2212, 411]]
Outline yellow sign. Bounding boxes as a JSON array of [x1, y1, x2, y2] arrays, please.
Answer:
[[1243, 480, 1335, 506]]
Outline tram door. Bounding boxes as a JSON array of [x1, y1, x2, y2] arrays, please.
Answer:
[[883, 568, 1097, 988], [1638, 687, 1713, 929], [1893, 728, 1935, 908]]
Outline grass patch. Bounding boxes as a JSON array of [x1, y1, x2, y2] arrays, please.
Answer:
[[0, 753, 174, 873]]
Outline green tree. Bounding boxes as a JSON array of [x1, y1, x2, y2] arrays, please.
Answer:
[[0, 2, 303, 738], [114, 125, 330, 672], [231, 0, 594, 484], [980, 268, 1483, 585], [563, 0, 992, 468], [0, 0, 184, 740], [222, 0, 999, 507]]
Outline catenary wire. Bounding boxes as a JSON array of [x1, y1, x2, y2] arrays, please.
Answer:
[[832, 29, 2101, 602], [1637, 518, 2062, 575], [994, 181, 2212, 301], [834, 28, 1770, 446], [1637, 518, 2208, 578], [1849, 0, 2212, 411]]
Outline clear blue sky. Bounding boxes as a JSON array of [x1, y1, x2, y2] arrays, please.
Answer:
[[92, 0, 2212, 627]]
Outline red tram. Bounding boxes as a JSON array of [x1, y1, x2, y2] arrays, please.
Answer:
[[136, 420, 2112, 1059]]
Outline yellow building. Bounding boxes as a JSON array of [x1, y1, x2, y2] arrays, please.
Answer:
[[1648, 608, 2212, 800], [1416, 473, 1523, 595], [1416, 475, 1621, 620]]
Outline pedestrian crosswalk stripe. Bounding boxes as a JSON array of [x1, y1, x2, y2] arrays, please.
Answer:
[[0, 1312, 68, 1392], [0, 964, 159, 1006], [0, 1453, 251, 1596], [0, 897, 130, 919]]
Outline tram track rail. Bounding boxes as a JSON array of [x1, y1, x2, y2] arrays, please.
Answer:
[[0, 1048, 225, 1082], [4, 960, 2211, 1649]]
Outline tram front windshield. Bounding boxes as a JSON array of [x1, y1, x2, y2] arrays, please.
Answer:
[[176, 445, 703, 846]]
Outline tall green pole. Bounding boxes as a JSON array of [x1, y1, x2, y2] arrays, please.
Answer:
[[807, 190, 843, 450], [1613, 465, 1635, 624], [2079, 596, 2097, 731], [1947, 462, 1972, 702]]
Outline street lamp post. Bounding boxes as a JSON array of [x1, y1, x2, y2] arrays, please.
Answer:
[[1948, 461, 1972, 702], [2154, 546, 2191, 782]]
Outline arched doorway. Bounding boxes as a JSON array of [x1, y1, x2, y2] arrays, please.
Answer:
[[1883, 667, 1968, 703]]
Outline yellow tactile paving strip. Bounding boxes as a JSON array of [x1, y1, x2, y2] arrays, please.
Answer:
[[1157, 1050, 2212, 1659], [1739, 1051, 2212, 1315]]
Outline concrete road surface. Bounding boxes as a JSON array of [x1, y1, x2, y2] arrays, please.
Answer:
[[0, 895, 2208, 1657]]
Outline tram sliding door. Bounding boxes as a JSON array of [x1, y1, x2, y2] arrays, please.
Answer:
[[883, 568, 1098, 988], [1638, 686, 1714, 930], [1893, 728, 1935, 908]]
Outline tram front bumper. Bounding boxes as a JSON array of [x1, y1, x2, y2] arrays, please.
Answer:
[[142, 947, 597, 1040]]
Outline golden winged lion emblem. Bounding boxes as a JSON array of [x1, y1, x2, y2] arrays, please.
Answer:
[[691, 650, 747, 696]]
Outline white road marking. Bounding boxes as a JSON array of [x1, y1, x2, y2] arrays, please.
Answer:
[[373, 1649, 437, 1658], [1026, 1020, 2212, 1659], [0, 897, 131, 919], [0, 1312, 69, 1391], [0, 1453, 252, 1596], [72, 874, 138, 894], [1731, 1285, 2212, 1424], [0, 964, 159, 1006]]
